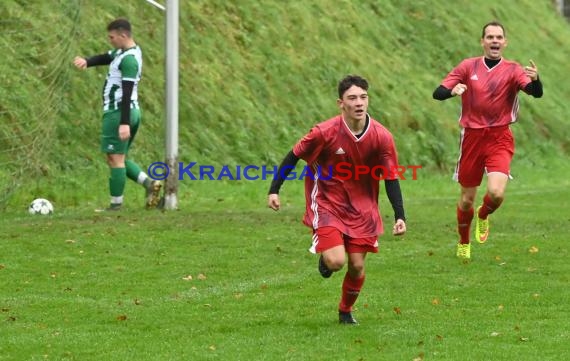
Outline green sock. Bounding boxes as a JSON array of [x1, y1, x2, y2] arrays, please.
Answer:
[[126, 160, 143, 182], [109, 167, 127, 198]]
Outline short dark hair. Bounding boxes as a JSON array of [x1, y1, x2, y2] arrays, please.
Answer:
[[481, 21, 505, 38], [107, 18, 132, 36], [338, 75, 369, 99]]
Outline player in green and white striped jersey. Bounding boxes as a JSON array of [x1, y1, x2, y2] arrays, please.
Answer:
[[73, 18, 161, 211]]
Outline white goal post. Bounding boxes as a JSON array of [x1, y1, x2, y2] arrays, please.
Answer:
[[144, 0, 179, 210]]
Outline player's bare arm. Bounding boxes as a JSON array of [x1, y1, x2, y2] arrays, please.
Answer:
[[452, 83, 467, 96], [524, 60, 538, 81], [393, 219, 406, 236], [268, 194, 280, 211], [118, 124, 131, 141], [73, 56, 87, 69]]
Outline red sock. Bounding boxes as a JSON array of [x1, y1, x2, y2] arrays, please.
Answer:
[[478, 193, 502, 220], [457, 206, 474, 244], [338, 273, 365, 313]]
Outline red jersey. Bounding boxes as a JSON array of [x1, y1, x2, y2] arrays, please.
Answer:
[[292, 115, 399, 238], [441, 57, 532, 129]]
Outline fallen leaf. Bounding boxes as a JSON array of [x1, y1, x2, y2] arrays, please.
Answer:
[[0, 264, 5, 270], [393, 307, 401, 315], [197, 273, 207, 280], [413, 352, 425, 361], [529, 246, 539, 254], [435, 335, 444, 341], [182, 275, 193, 281], [234, 293, 243, 299], [532, 293, 540, 299], [208, 345, 216, 351], [499, 262, 507, 266], [50, 273, 57, 278], [490, 331, 500, 337], [134, 299, 141, 305], [498, 304, 504, 311], [495, 256, 501, 261], [116, 315, 127, 321], [519, 337, 529, 342], [65, 239, 76, 244], [431, 298, 440, 306]]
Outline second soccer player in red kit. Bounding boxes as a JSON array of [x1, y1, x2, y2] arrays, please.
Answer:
[[433, 21, 543, 259], [267, 75, 407, 325]]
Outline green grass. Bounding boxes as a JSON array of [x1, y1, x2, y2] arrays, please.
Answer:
[[1, 1, 569, 359], [1, 163, 568, 360], [2, 0, 570, 206]]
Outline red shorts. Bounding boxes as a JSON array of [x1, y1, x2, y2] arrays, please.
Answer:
[[310, 226, 379, 254], [454, 126, 514, 187]]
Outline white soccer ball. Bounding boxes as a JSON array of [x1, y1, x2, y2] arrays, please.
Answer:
[[29, 198, 54, 215]]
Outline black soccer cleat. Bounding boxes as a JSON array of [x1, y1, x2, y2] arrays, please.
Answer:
[[338, 311, 358, 325], [318, 255, 333, 278]]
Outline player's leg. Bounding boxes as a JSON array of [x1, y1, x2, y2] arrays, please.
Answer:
[[457, 186, 477, 258], [123, 109, 162, 208], [338, 252, 366, 324], [338, 236, 377, 324], [106, 153, 127, 209], [458, 186, 477, 241], [312, 227, 346, 278], [476, 127, 514, 243], [101, 111, 128, 210], [481, 172, 509, 214], [454, 129, 484, 258]]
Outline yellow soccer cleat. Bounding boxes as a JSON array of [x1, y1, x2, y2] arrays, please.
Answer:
[[475, 206, 490, 243], [456, 243, 471, 259]]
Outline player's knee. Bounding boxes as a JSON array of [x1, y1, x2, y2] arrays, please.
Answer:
[[348, 262, 365, 276], [325, 256, 345, 272], [487, 187, 505, 202], [458, 198, 474, 210]]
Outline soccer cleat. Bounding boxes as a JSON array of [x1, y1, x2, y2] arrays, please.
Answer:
[[338, 311, 358, 325], [145, 180, 162, 209], [456, 243, 471, 259], [318, 255, 333, 278], [475, 206, 490, 243]]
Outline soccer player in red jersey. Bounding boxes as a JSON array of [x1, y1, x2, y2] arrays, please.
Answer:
[[433, 21, 543, 259], [267, 75, 407, 324]]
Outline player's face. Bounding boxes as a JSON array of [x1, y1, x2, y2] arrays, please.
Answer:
[[338, 85, 368, 122], [108, 30, 127, 49], [481, 25, 507, 60]]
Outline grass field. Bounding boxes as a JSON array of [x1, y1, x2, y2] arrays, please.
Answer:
[[2, 1, 570, 359], [1, 162, 568, 360]]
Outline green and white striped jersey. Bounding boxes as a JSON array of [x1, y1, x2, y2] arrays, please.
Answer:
[[102, 45, 142, 112]]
